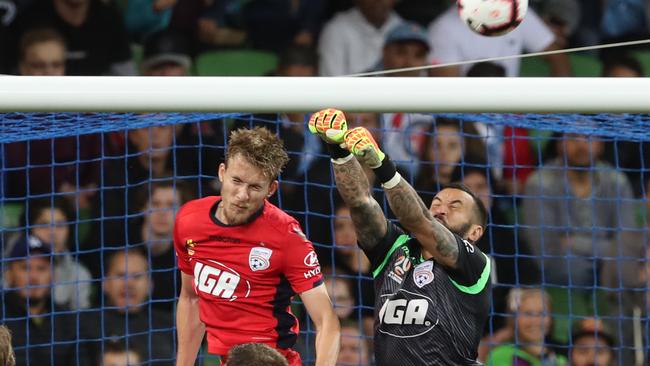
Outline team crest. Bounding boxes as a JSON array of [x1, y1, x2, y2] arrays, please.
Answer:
[[249, 247, 273, 271], [413, 261, 434, 288]]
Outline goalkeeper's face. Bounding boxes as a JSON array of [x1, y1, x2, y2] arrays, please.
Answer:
[[429, 188, 483, 242], [218, 154, 278, 225]]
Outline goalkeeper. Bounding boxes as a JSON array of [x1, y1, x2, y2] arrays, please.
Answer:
[[309, 109, 491, 365]]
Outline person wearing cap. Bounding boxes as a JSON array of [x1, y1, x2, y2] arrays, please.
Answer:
[[569, 319, 614, 366], [1, 235, 92, 366], [378, 21, 430, 77], [141, 29, 192, 76]]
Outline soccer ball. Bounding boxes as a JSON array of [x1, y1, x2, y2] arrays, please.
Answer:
[[457, 0, 528, 37]]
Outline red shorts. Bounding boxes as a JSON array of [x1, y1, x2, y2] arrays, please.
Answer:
[[221, 347, 302, 366]]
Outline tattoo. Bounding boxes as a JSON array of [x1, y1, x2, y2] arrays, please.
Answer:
[[385, 180, 459, 266], [332, 159, 387, 249]]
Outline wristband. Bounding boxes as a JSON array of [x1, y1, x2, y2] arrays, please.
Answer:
[[372, 155, 397, 184], [327, 143, 352, 160], [381, 172, 402, 189]]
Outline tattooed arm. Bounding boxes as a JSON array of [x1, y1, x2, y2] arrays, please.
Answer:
[[332, 158, 388, 252], [384, 179, 459, 269]]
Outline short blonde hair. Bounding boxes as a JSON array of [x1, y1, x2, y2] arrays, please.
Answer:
[[0, 326, 15, 366], [507, 288, 551, 313], [226, 127, 289, 180]]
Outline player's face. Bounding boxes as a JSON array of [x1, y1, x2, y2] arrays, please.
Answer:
[[383, 41, 428, 77], [570, 336, 613, 366], [325, 278, 354, 319], [31, 207, 69, 253], [515, 293, 551, 344], [19, 40, 66, 76], [218, 154, 277, 225], [144, 187, 178, 237], [562, 133, 603, 168], [337, 326, 369, 366], [462, 172, 491, 211], [429, 188, 481, 241], [5, 257, 52, 301], [102, 350, 141, 366], [104, 253, 150, 311], [427, 125, 463, 180]]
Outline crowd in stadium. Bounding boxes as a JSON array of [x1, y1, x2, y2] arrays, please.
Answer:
[[1, 0, 650, 365]]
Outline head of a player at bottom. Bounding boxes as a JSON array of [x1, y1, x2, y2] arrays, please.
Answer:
[[309, 108, 491, 365], [173, 126, 340, 366]]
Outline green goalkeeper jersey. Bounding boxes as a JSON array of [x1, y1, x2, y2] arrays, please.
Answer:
[[364, 222, 491, 366]]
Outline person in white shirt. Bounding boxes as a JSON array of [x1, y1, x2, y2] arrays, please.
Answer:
[[427, 4, 570, 77], [318, 0, 403, 76]]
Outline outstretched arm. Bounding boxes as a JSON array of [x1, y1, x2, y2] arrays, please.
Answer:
[[383, 178, 459, 268], [343, 127, 459, 268], [332, 156, 388, 252], [308, 108, 388, 251]]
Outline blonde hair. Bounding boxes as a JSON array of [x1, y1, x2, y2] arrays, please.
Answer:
[[226, 127, 289, 180], [0, 326, 15, 366]]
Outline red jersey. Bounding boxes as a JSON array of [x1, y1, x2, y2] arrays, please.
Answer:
[[173, 196, 323, 357]]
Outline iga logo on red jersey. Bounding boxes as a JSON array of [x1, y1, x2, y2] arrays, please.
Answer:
[[193, 260, 251, 301], [249, 247, 272, 271]]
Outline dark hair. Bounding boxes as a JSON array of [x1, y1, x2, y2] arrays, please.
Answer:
[[21, 197, 75, 250], [466, 62, 506, 77], [134, 179, 194, 212], [602, 55, 644, 77], [226, 343, 288, 366], [19, 27, 66, 62], [278, 45, 318, 68], [103, 246, 148, 276], [100, 339, 142, 365], [442, 182, 488, 229]]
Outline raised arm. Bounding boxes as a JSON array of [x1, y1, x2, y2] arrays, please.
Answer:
[[342, 127, 460, 268], [301, 284, 341, 366], [308, 109, 388, 251]]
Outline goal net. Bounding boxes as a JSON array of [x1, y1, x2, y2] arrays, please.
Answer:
[[1, 108, 648, 365]]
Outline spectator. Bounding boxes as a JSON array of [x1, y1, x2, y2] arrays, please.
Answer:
[[451, 157, 540, 332], [371, 21, 430, 76], [318, 0, 403, 76], [226, 343, 289, 366], [485, 288, 567, 365], [324, 274, 355, 320], [6, 0, 135, 75], [0, 325, 15, 366], [22, 198, 92, 310], [336, 320, 370, 366], [522, 132, 637, 286], [2, 235, 92, 366], [466, 62, 537, 194], [121, 0, 176, 43], [198, 0, 325, 52], [130, 180, 193, 312], [141, 29, 192, 76], [100, 339, 142, 366], [85, 248, 174, 365], [602, 54, 644, 77], [536, 0, 581, 49], [427, 4, 570, 77], [570, 320, 615, 366], [17, 27, 65, 75]]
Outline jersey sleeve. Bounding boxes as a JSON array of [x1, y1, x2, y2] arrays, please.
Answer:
[[366, 221, 410, 277], [283, 223, 324, 294], [173, 205, 193, 275], [444, 235, 491, 295]]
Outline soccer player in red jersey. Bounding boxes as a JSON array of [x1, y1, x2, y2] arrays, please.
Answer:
[[174, 127, 340, 366]]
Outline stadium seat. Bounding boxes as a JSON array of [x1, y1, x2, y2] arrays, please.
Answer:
[[631, 50, 650, 76], [194, 49, 279, 76], [569, 54, 601, 77], [519, 57, 549, 77]]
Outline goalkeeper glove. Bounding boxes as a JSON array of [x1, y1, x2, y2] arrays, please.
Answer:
[[308, 108, 348, 144], [343, 127, 401, 189], [343, 127, 385, 168]]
